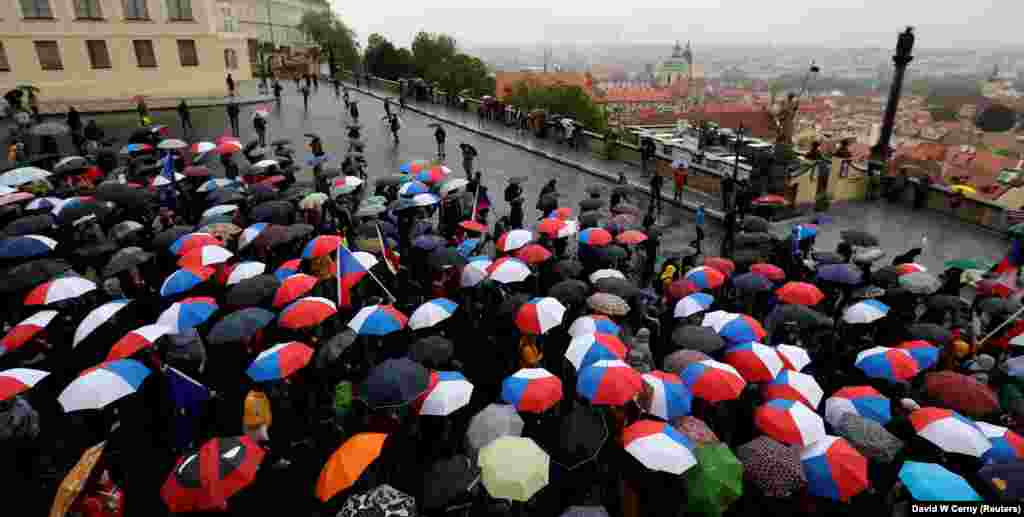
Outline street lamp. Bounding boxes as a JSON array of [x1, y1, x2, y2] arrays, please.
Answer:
[[870, 27, 915, 174], [733, 123, 745, 182]]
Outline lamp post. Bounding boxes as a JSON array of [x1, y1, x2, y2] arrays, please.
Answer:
[[733, 123, 745, 182], [870, 27, 915, 175]]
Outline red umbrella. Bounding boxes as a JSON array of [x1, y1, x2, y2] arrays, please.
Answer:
[[515, 244, 553, 265], [776, 282, 825, 306], [183, 166, 211, 178], [459, 220, 487, 233], [703, 257, 736, 276], [161, 435, 266, 513], [667, 280, 697, 301], [273, 273, 318, 308], [615, 230, 648, 245], [924, 371, 1000, 418], [750, 263, 785, 282], [753, 195, 788, 206], [551, 207, 573, 220]]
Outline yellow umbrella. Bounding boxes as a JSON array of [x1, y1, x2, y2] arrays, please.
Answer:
[[50, 441, 105, 517], [315, 432, 387, 502], [478, 436, 550, 502], [951, 185, 976, 196]]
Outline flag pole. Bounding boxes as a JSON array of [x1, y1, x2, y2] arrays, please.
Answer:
[[979, 303, 1024, 345], [342, 241, 397, 303]]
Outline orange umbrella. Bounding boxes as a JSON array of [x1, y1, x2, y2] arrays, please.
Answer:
[[616, 230, 648, 246], [50, 442, 105, 517], [703, 257, 736, 276], [315, 432, 388, 502]]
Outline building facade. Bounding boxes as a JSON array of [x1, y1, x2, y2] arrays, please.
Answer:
[[235, 0, 325, 49], [0, 0, 253, 103]]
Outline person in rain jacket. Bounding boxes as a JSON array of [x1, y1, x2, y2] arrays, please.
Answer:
[[434, 125, 447, 159]]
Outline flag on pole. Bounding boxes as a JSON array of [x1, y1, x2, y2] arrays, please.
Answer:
[[995, 238, 1024, 274], [337, 245, 373, 308], [166, 366, 211, 452], [159, 151, 178, 209], [376, 223, 398, 275], [792, 225, 803, 258]]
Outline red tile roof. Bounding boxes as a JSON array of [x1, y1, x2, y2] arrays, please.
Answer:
[[494, 72, 594, 101], [598, 87, 674, 103]]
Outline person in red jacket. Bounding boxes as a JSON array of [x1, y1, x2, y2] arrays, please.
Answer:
[[71, 469, 125, 517]]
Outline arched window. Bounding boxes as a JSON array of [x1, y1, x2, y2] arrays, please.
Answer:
[[224, 48, 238, 70]]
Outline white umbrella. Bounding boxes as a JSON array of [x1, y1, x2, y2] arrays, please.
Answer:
[[157, 138, 188, 150], [226, 261, 267, 285], [589, 269, 625, 284], [0, 166, 51, 187]]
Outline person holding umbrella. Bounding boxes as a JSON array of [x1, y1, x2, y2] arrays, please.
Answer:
[[176, 99, 192, 137], [253, 112, 268, 147], [66, 105, 82, 153], [348, 99, 359, 122], [301, 83, 311, 112], [460, 142, 477, 179], [434, 124, 447, 160], [505, 177, 525, 230]]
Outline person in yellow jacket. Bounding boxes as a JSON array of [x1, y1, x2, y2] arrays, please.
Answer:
[[243, 390, 272, 442]]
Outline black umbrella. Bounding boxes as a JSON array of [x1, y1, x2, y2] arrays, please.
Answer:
[[359, 357, 430, 409], [734, 232, 774, 247], [840, 230, 879, 247], [409, 335, 455, 367], [977, 297, 1019, 315], [548, 279, 589, 306], [594, 277, 641, 299], [811, 251, 844, 265], [733, 272, 774, 292], [741, 216, 771, 233], [109, 221, 146, 242], [2, 214, 55, 237], [670, 325, 725, 353], [496, 293, 531, 332], [103, 247, 154, 276], [0, 258, 72, 293], [153, 226, 194, 251], [316, 329, 357, 371], [535, 403, 608, 470], [251, 224, 290, 249], [207, 190, 246, 206], [421, 455, 481, 512], [906, 323, 953, 345], [56, 202, 109, 226], [552, 260, 583, 281], [285, 224, 314, 243], [872, 265, 902, 287], [95, 183, 155, 209], [925, 294, 964, 312], [207, 308, 276, 345], [766, 304, 833, 332], [250, 201, 293, 224], [226, 274, 281, 308], [428, 247, 467, 270], [53, 156, 88, 174], [580, 198, 605, 211]]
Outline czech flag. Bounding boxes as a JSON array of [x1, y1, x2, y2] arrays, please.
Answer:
[[800, 436, 869, 502], [501, 368, 563, 413], [246, 341, 314, 382], [336, 246, 377, 308], [641, 371, 692, 420], [977, 421, 1024, 464]]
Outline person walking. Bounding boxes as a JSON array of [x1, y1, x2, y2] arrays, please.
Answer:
[[672, 155, 689, 202], [721, 174, 736, 213], [226, 73, 236, 96], [388, 113, 401, 144], [342, 88, 350, 110], [273, 80, 283, 103], [434, 124, 447, 160], [300, 84, 311, 112], [226, 101, 241, 136], [384, 97, 392, 118], [505, 178, 524, 229], [136, 98, 149, 127], [649, 171, 664, 214], [348, 100, 359, 122], [312, 74, 319, 90], [177, 99, 193, 137], [66, 105, 83, 153], [640, 136, 656, 176], [460, 142, 477, 179], [253, 113, 267, 147], [333, 77, 341, 100]]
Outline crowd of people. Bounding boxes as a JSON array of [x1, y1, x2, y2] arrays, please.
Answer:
[[1, 77, 1022, 517]]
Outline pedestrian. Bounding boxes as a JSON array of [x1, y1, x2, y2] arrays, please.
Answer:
[[253, 113, 267, 147], [505, 178, 524, 229], [342, 88, 350, 110], [672, 155, 689, 202], [721, 174, 736, 212], [313, 74, 319, 90], [348, 100, 359, 121], [294, 75, 300, 90], [388, 113, 401, 144], [136, 97, 149, 126], [273, 80, 283, 103], [301, 84, 311, 111], [226, 73, 235, 96], [399, 90, 406, 113], [177, 99, 192, 136], [66, 105, 83, 153], [226, 101, 240, 136], [649, 172, 664, 214], [384, 97, 392, 118], [641, 136, 656, 176], [434, 124, 447, 160], [460, 142, 477, 178], [220, 153, 238, 180], [333, 77, 341, 100]]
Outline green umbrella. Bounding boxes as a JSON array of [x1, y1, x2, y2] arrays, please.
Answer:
[[944, 258, 994, 270], [478, 436, 549, 502], [1010, 223, 1024, 238], [686, 443, 743, 517]]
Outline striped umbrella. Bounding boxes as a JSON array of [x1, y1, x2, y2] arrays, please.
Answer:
[[238, 223, 269, 250], [461, 256, 492, 287], [685, 266, 725, 290], [302, 235, 343, 259], [415, 165, 451, 185], [909, 407, 991, 457], [713, 313, 767, 345], [279, 297, 337, 329], [348, 304, 408, 336], [160, 267, 214, 298], [641, 371, 693, 420], [74, 300, 132, 348], [487, 257, 531, 284], [702, 257, 735, 276], [25, 276, 96, 306], [274, 258, 302, 280], [854, 347, 920, 382], [825, 386, 892, 427], [565, 333, 627, 371], [775, 344, 811, 372], [0, 368, 49, 401], [497, 229, 533, 253], [577, 359, 643, 406], [896, 340, 940, 369], [567, 315, 620, 337], [501, 368, 563, 413], [414, 370, 474, 416], [226, 262, 267, 286], [723, 342, 784, 383], [58, 359, 151, 412], [246, 342, 314, 382], [409, 298, 459, 330], [1, 310, 58, 355], [800, 436, 869, 502], [755, 399, 826, 447], [108, 324, 171, 360], [170, 232, 222, 256], [977, 422, 1024, 464], [681, 360, 747, 402], [762, 370, 823, 410], [272, 273, 318, 308], [674, 293, 715, 319], [157, 297, 218, 333], [178, 245, 233, 269], [398, 180, 430, 197], [578, 228, 613, 247], [515, 297, 566, 335], [842, 300, 889, 324], [622, 420, 698, 475], [895, 263, 927, 275]]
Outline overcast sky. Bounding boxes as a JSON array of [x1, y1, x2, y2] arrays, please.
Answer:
[[331, 0, 1020, 50]]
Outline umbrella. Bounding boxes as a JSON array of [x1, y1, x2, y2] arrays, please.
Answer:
[[800, 436, 869, 502], [170, 232, 222, 256], [754, 399, 826, 446], [590, 269, 625, 283], [515, 297, 567, 335], [552, 260, 584, 281], [896, 340, 940, 369], [108, 221, 145, 242], [207, 308, 275, 345], [1, 310, 58, 355], [742, 216, 771, 232], [923, 371, 1000, 417], [515, 244, 553, 265], [723, 342, 784, 383], [537, 218, 578, 239], [855, 347, 920, 382], [49, 442, 106, 517], [359, 357, 429, 409], [2, 214, 55, 237], [103, 247, 153, 277], [315, 330, 356, 371], [776, 282, 825, 306], [577, 359, 643, 406], [245, 341, 313, 382], [840, 230, 879, 247], [842, 299, 890, 324], [30, 121, 70, 136], [977, 422, 1024, 464], [898, 462, 981, 502], [250, 224, 290, 250], [225, 274, 280, 307], [301, 235, 343, 259], [535, 403, 608, 471], [466, 403, 525, 456], [421, 455, 481, 512], [898, 272, 941, 295], [909, 407, 992, 457], [501, 368, 563, 413], [671, 325, 725, 353], [615, 230, 647, 245], [817, 263, 863, 285], [736, 437, 806, 498], [565, 333, 627, 371], [686, 443, 743, 517], [225, 261, 266, 287], [834, 413, 903, 464], [478, 436, 549, 502], [315, 433, 387, 502], [674, 293, 714, 318], [178, 245, 233, 269], [825, 386, 891, 428], [663, 350, 711, 373], [622, 419, 698, 475], [685, 266, 725, 290], [907, 323, 953, 345], [460, 256, 492, 288], [547, 279, 588, 306], [413, 234, 445, 251], [409, 335, 454, 366], [25, 276, 96, 306], [752, 195, 788, 206], [763, 368, 824, 411], [274, 259, 301, 281], [705, 312, 767, 345], [775, 344, 811, 372], [73, 299, 132, 348], [108, 324, 171, 360], [413, 370, 473, 416], [681, 360, 746, 402], [586, 292, 629, 316], [732, 273, 774, 293], [579, 227, 613, 247], [25, 196, 61, 212], [497, 229, 533, 252], [409, 298, 457, 330], [0, 258, 71, 294], [0, 368, 49, 401], [279, 297, 337, 329], [330, 176, 365, 197], [157, 138, 187, 150], [641, 371, 692, 420], [0, 234, 56, 259], [487, 257, 531, 284], [58, 359, 151, 412], [157, 297, 218, 334], [750, 263, 785, 282], [567, 315, 620, 337], [851, 285, 886, 300], [338, 485, 416, 515], [703, 257, 736, 276], [119, 143, 152, 155], [348, 304, 408, 336]]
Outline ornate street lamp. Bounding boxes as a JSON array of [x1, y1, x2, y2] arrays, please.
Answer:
[[869, 27, 915, 173]]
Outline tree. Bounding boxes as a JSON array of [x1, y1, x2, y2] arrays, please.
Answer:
[[364, 33, 412, 80], [411, 31, 457, 82], [505, 81, 607, 132], [297, 10, 359, 76], [437, 53, 491, 98]]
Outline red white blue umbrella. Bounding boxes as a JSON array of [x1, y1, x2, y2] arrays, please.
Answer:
[[302, 235, 343, 259], [800, 436, 869, 502], [909, 407, 991, 457], [74, 299, 132, 347], [246, 341, 314, 382], [25, 197, 61, 212], [501, 368, 563, 413], [854, 347, 920, 382], [1, 310, 58, 355], [578, 228, 613, 247], [895, 263, 927, 275], [674, 293, 714, 319], [170, 232, 222, 256], [622, 419, 697, 475], [273, 273, 318, 308], [200, 204, 238, 219], [515, 297, 566, 335], [239, 223, 269, 251], [461, 256, 492, 287], [487, 257, 531, 284], [681, 360, 747, 402], [497, 229, 533, 253], [723, 342, 784, 382], [275, 258, 301, 280], [567, 315, 621, 337], [108, 324, 171, 360], [409, 298, 458, 330], [348, 304, 409, 336], [842, 299, 889, 324], [755, 399, 826, 447], [178, 245, 233, 269], [398, 180, 429, 197], [190, 141, 216, 154], [537, 218, 578, 239], [157, 297, 218, 333], [415, 165, 451, 185], [279, 297, 337, 329], [0, 368, 49, 401], [713, 314, 767, 345], [577, 359, 643, 406], [58, 359, 151, 412], [25, 276, 96, 305], [641, 371, 692, 420], [161, 267, 214, 297], [400, 159, 432, 174], [775, 344, 811, 372], [0, 234, 57, 258], [762, 370, 823, 410], [825, 386, 891, 427], [565, 332, 627, 371], [685, 266, 725, 290], [414, 370, 474, 416], [896, 340, 940, 369], [977, 421, 1024, 464], [226, 261, 266, 285]]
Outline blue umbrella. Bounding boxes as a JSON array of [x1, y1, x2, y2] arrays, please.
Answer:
[[733, 273, 774, 292], [207, 308, 275, 345], [414, 234, 446, 251], [458, 238, 481, 258], [160, 268, 212, 298], [0, 235, 57, 259], [304, 153, 335, 167], [817, 263, 863, 285], [360, 357, 430, 409], [898, 461, 981, 502]]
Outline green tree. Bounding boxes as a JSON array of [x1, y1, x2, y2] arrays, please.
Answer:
[[437, 53, 491, 98], [364, 33, 412, 80], [411, 31, 457, 82], [298, 10, 359, 76], [505, 81, 606, 132]]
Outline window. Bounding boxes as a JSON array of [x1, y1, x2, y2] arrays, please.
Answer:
[[86, 40, 112, 69], [133, 40, 157, 68], [123, 0, 148, 19], [0, 43, 9, 72], [74, 0, 102, 18], [177, 39, 198, 67], [20, 0, 53, 18], [34, 41, 62, 70], [224, 49, 237, 70], [166, 0, 192, 20]]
